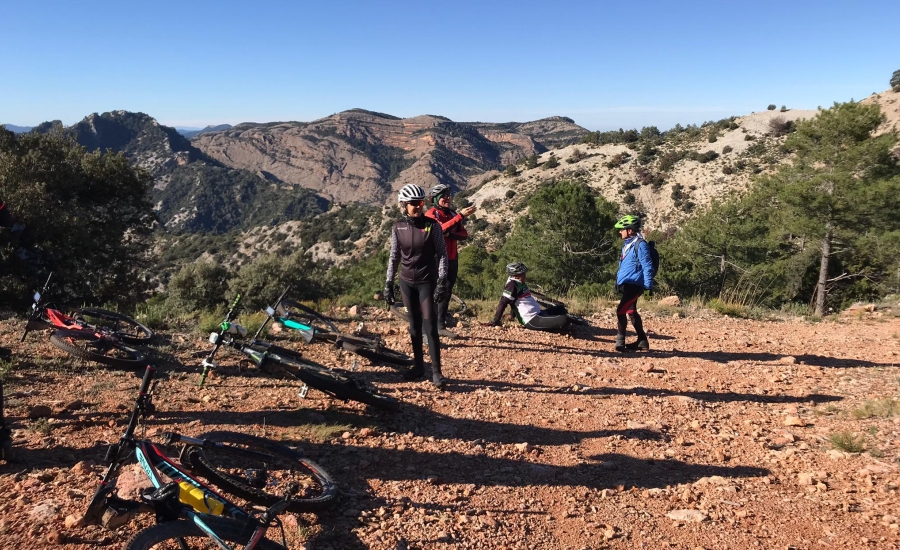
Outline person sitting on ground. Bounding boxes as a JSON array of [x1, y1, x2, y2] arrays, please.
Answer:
[[613, 214, 655, 351], [483, 262, 570, 331]]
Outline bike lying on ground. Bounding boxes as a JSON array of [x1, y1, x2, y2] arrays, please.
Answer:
[[21, 273, 152, 368], [257, 286, 413, 367], [528, 289, 589, 326], [200, 295, 400, 411], [84, 363, 337, 549]]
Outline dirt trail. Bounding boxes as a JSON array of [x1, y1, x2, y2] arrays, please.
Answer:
[[1, 310, 898, 549]]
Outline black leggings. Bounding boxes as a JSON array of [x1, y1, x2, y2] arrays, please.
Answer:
[[435, 259, 459, 326], [616, 284, 646, 339], [399, 279, 441, 370]]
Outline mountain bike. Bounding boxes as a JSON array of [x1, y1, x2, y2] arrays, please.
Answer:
[[200, 296, 400, 411], [528, 289, 589, 326], [21, 273, 154, 344], [21, 273, 152, 368], [84, 363, 337, 549], [257, 286, 413, 368]]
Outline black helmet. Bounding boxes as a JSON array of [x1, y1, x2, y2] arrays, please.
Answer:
[[429, 184, 452, 200], [506, 262, 528, 276]]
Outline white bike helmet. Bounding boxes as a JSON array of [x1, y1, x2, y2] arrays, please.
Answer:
[[397, 184, 426, 204]]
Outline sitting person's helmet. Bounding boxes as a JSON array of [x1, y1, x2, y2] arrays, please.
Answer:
[[614, 214, 642, 230], [397, 184, 426, 204], [429, 183, 452, 200], [506, 262, 528, 276]]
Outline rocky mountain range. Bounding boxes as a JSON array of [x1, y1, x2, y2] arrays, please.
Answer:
[[177, 124, 233, 139], [191, 110, 588, 203], [30, 109, 588, 234]]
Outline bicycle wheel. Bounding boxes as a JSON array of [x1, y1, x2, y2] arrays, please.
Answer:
[[529, 291, 564, 309], [125, 518, 285, 550], [447, 294, 467, 316], [271, 356, 400, 411], [75, 308, 154, 344], [50, 329, 144, 368], [279, 299, 340, 337], [338, 335, 414, 367], [188, 431, 337, 514]]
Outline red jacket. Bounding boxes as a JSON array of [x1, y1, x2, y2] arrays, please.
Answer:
[[425, 207, 468, 260]]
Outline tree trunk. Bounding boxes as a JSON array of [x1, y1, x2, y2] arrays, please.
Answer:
[[814, 228, 832, 316]]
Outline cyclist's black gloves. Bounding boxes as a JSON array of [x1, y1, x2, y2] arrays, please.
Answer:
[[383, 281, 396, 305], [434, 279, 449, 304]]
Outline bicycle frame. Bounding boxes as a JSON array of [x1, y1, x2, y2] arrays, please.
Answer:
[[254, 285, 317, 344], [86, 364, 287, 550]]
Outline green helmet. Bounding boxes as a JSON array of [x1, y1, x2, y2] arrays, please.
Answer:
[[614, 214, 641, 231]]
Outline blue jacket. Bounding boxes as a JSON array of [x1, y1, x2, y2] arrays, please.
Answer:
[[616, 236, 654, 289]]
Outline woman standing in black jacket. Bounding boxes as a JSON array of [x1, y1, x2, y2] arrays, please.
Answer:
[[383, 184, 450, 388]]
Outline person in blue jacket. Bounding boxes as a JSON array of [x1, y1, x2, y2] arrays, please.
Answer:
[[614, 214, 655, 351]]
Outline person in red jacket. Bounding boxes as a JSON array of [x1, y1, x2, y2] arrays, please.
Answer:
[[425, 184, 476, 338]]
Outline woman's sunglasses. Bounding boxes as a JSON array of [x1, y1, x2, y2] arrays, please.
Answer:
[[406, 199, 424, 206]]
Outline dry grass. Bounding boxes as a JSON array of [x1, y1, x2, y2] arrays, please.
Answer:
[[829, 431, 866, 453], [852, 398, 900, 419]]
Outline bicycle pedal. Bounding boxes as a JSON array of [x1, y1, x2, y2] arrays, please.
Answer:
[[101, 495, 152, 530]]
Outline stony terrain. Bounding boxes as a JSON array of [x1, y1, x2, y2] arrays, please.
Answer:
[[1, 304, 899, 549]]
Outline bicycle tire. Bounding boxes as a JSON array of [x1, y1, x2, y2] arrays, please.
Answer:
[[278, 299, 340, 337], [529, 291, 564, 309], [125, 518, 285, 550], [338, 335, 414, 367], [49, 329, 144, 368], [270, 355, 400, 411], [188, 431, 337, 514], [75, 308, 154, 344]]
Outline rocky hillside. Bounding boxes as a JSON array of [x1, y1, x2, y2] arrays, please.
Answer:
[[191, 110, 589, 203], [464, 90, 900, 237], [51, 111, 324, 234]]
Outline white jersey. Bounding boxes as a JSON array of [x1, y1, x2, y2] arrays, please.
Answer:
[[503, 277, 542, 325]]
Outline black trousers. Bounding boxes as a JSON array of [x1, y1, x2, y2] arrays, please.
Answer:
[[399, 279, 441, 370], [435, 259, 459, 327]]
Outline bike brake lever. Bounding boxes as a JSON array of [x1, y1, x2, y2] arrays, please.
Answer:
[[201, 358, 217, 370]]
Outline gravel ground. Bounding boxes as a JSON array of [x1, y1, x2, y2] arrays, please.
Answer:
[[1, 307, 898, 549]]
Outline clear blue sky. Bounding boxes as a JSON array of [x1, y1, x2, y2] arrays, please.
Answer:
[[2, 0, 897, 131]]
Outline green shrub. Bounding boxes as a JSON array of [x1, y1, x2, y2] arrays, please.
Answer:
[[767, 104, 777, 111], [227, 251, 326, 311], [543, 155, 560, 169], [168, 261, 230, 312], [504, 164, 518, 176], [722, 145, 733, 154], [829, 431, 865, 453], [892, 69, 900, 92], [505, 190, 516, 199], [722, 165, 734, 175]]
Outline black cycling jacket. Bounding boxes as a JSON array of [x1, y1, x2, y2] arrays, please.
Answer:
[[386, 215, 448, 285]]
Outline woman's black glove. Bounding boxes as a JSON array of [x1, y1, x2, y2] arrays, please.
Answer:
[[434, 279, 449, 304], [383, 281, 396, 305]]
